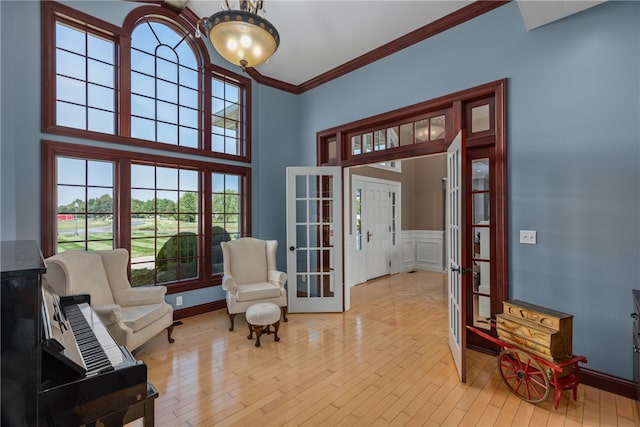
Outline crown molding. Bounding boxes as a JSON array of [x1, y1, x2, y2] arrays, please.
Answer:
[[246, 0, 510, 94]]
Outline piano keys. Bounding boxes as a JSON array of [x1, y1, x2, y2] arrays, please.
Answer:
[[39, 289, 148, 426]]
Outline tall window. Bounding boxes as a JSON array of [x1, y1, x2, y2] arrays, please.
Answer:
[[54, 21, 116, 133], [55, 157, 115, 252], [130, 164, 200, 286], [42, 3, 252, 292], [130, 19, 200, 148], [211, 75, 244, 156]]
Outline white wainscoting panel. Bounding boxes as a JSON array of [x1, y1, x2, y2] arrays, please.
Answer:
[[400, 230, 445, 273]]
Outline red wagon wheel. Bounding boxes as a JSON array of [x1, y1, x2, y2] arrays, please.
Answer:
[[498, 348, 550, 404]]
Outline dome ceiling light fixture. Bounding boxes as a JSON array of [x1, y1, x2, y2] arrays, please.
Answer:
[[198, 0, 280, 71]]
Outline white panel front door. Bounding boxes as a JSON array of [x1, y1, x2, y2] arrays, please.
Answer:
[[365, 181, 392, 280], [447, 130, 466, 382], [286, 167, 343, 313]]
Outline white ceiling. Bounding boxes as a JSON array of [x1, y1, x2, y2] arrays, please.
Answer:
[[185, 0, 605, 87]]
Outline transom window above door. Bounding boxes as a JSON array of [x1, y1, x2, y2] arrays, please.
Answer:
[[349, 110, 449, 158]]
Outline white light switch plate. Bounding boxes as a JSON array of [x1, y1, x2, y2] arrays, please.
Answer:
[[520, 230, 537, 244]]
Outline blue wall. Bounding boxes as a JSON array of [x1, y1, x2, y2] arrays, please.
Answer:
[[1, 0, 639, 379], [297, 1, 640, 380]]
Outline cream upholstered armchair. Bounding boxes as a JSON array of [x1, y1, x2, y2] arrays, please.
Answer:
[[220, 237, 288, 331], [43, 248, 175, 351]]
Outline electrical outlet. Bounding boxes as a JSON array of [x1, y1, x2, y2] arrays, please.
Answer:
[[519, 230, 537, 245], [176, 296, 183, 306]]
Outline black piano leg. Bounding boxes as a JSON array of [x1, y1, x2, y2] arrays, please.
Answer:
[[98, 409, 127, 427]]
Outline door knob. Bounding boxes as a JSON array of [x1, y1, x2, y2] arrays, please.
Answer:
[[289, 246, 298, 251], [451, 266, 461, 273], [631, 313, 638, 320]]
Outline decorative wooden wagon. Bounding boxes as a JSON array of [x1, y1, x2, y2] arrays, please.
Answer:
[[467, 300, 587, 409]]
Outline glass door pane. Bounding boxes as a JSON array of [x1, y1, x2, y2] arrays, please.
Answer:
[[471, 158, 490, 329]]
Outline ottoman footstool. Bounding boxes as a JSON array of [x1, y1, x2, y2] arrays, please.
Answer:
[[245, 302, 281, 347]]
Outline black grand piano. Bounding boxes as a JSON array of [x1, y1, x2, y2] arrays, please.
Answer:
[[1, 241, 151, 426]]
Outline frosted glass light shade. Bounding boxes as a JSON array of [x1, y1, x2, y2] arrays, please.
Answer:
[[204, 10, 279, 70]]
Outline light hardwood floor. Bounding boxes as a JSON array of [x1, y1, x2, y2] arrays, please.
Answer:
[[130, 271, 640, 426]]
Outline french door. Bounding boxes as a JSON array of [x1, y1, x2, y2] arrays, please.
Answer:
[[447, 131, 466, 382], [286, 167, 343, 312]]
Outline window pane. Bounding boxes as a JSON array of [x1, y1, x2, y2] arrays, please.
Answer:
[[473, 227, 490, 259], [363, 133, 373, 153], [57, 157, 86, 185], [374, 130, 385, 151], [179, 106, 198, 129], [87, 34, 113, 63], [415, 119, 428, 143], [56, 102, 86, 129], [57, 75, 86, 104], [132, 164, 155, 188], [131, 94, 155, 119], [87, 59, 114, 87], [351, 135, 361, 155], [131, 49, 155, 76], [157, 122, 178, 145], [179, 86, 198, 108], [473, 193, 490, 224], [472, 159, 490, 191], [400, 123, 412, 146], [430, 115, 445, 140], [157, 167, 178, 189], [87, 83, 114, 111], [157, 80, 178, 103], [387, 127, 399, 148], [157, 100, 178, 124], [179, 127, 199, 148], [176, 42, 197, 69], [157, 57, 178, 82], [131, 116, 155, 141], [88, 108, 114, 134], [87, 188, 113, 213], [56, 22, 85, 53], [87, 160, 113, 186], [180, 66, 198, 90], [57, 49, 86, 80], [472, 104, 491, 133], [132, 71, 155, 97]]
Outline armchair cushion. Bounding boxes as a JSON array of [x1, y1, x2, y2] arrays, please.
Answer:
[[121, 303, 171, 332], [236, 282, 282, 302]]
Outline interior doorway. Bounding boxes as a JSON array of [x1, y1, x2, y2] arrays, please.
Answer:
[[345, 154, 447, 289], [318, 79, 508, 359]]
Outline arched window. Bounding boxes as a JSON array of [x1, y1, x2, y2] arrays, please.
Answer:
[[130, 18, 200, 148], [43, 2, 252, 162]]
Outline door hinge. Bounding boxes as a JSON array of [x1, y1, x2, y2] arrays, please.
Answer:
[[389, 260, 391, 268]]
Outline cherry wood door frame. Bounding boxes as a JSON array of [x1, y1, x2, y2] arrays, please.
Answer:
[[317, 79, 507, 354]]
